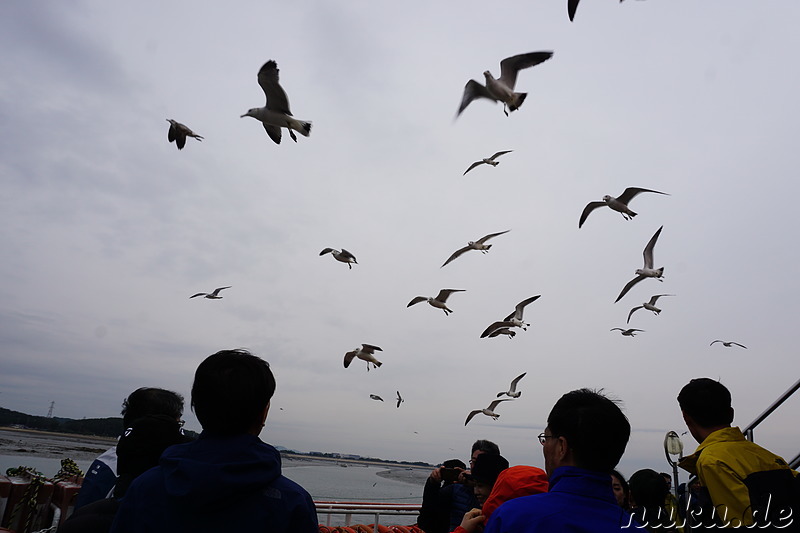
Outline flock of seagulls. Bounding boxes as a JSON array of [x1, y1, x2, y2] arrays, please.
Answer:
[[172, 3, 752, 430]]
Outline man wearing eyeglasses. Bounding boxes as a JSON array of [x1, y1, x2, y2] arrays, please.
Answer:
[[481, 388, 636, 532]]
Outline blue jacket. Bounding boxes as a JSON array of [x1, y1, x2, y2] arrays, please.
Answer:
[[484, 466, 636, 533], [110, 432, 318, 533], [74, 446, 118, 511]]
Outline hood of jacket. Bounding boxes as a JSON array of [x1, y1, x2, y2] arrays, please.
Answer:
[[482, 465, 549, 521]]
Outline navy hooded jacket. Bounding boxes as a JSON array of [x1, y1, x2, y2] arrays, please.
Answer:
[[110, 432, 318, 533]]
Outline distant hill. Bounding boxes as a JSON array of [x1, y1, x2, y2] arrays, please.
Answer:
[[0, 406, 198, 439]]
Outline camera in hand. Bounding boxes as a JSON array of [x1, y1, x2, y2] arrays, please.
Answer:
[[440, 467, 460, 482]]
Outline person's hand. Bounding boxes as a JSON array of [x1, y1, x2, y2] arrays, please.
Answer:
[[458, 469, 470, 484], [430, 467, 443, 483], [459, 508, 484, 533]]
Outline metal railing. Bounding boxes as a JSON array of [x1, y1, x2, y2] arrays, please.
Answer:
[[314, 500, 421, 527], [741, 377, 800, 443]]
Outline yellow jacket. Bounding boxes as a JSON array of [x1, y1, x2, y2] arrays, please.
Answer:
[[679, 426, 798, 528]]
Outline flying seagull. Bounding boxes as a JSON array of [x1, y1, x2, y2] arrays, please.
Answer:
[[190, 286, 231, 299], [627, 294, 675, 324], [615, 226, 665, 303], [166, 119, 203, 150], [241, 60, 311, 144], [579, 187, 668, 228], [611, 328, 644, 337], [710, 340, 747, 349], [369, 394, 384, 402], [457, 52, 554, 117], [497, 373, 527, 398], [344, 344, 383, 371], [396, 391, 404, 408], [463, 151, 513, 175], [407, 289, 465, 316], [441, 230, 510, 268], [480, 295, 542, 338], [465, 399, 512, 426], [320, 248, 357, 269]]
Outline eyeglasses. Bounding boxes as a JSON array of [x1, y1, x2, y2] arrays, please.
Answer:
[[178, 420, 185, 427], [538, 432, 555, 445]]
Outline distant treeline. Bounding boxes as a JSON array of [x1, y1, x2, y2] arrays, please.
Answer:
[[0, 406, 198, 439]]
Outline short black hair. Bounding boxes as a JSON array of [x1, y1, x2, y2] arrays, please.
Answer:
[[629, 468, 669, 508], [121, 388, 184, 427], [191, 349, 276, 435], [677, 378, 733, 428], [471, 439, 500, 455], [547, 388, 630, 472]]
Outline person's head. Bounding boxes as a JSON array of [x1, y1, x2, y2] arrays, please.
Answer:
[[677, 378, 733, 443], [610, 469, 630, 509], [541, 388, 630, 475], [468, 454, 509, 505], [629, 469, 669, 509], [470, 439, 500, 469], [114, 414, 191, 498], [660, 472, 672, 491], [121, 387, 184, 427], [191, 349, 276, 435]]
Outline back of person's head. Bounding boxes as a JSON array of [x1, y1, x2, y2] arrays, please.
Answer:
[[677, 378, 733, 428], [547, 388, 630, 472], [471, 439, 500, 456], [629, 468, 669, 509], [468, 453, 509, 485], [443, 458, 467, 470], [121, 387, 184, 427], [191, 349, 276, 435], [114, 414, 192, 498]]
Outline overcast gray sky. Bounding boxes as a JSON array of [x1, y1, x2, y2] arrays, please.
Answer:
[[1, 1, 799, 477]]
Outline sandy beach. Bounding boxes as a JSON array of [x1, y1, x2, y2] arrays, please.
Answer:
[[0, 427, 115, 461]]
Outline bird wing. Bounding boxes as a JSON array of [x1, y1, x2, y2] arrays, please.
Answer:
[[617, 187, 669, 205], [344, 351, 356, 368], [489, 328, 515, 338], [340, 249, 357, 261], [257, 60, 292, 114], [167, 122, 177, 143], [710, 340, 722, 346], [175, 130, 187, 149], [189, 293, 207, 299], [732, 342, 748, 349], [211, 286, 231, 296], [361, 344, 382, 353], [509, 372, 527, 391], [475, 229, 511, 245], [407, 296, 427, 307], [615, 275, 645, 303], [457, 80, 493, 116], [463, 161, 484, 175], [370, 395, 384, 401], [489, 150, 513, 161], [481, 321, 513, 338], [465, 410, 482, 426], [568, 0, 580, 21], [649, 294, 674, 305], [441, 245, 471, 268], [610, 328, 624, 332], [487, 399, 510, 411], [578, 201, 607, 228], [436, 289, 465, 302], [263, 123, 282, 144], [627, 306, 643, 324], [320, 248, 335, 256], [498, 52, 554, 90], [642, 226, 663, 269], [514, 295, 541, 319]]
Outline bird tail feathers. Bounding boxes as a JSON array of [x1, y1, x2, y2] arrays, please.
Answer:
[[508, 92, 527, 112]]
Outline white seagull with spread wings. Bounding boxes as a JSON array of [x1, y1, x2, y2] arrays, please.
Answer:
[[463, 151, 513, 175], [166, 119, 203, 150], [457, 52, 553, 117], [320, 248, 358, 269], [190, 286, 231, 299], [465, 399, 512, 426], [441, 230, 510, 268], [627, 294, 675, 324], [344, 344, 383, 371], [408, 289, 465, 316], [497, 373, 527, 398], [481, 295, 541, 337], [710, 340, 747, 349], [611, 328, 644, 337], [615, 226, 665, 303], [579, 187, 668, 228], [241, 60, 311, 144]]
